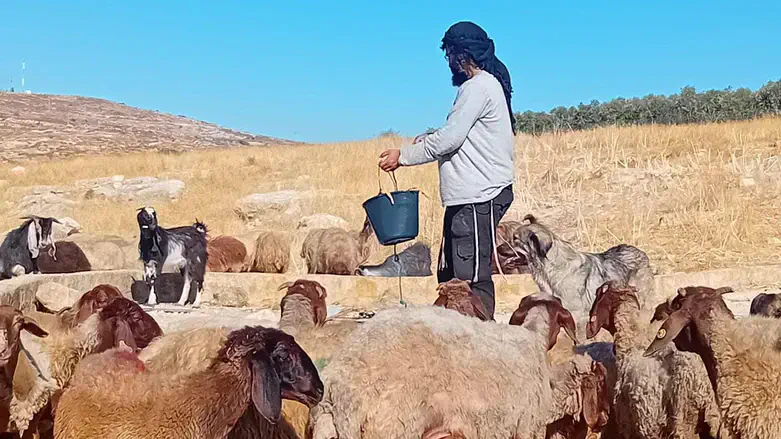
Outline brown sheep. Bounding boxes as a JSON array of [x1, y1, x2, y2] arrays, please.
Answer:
[[206, 235, 248, 273], [250, 231, 291, 274], [432, 279, 490, 321], [30, 284, 124, 334], [44, 297, 162, 391], [0, 306, 55, 438], [278, 280, 328, 330], [54, 326, 323, 439], [301, 217, 374, 275], [276, 280, 363, 438], [36, 241, 92, 274]]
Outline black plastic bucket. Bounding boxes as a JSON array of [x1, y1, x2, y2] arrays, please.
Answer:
[[363, 190, 419, 246]]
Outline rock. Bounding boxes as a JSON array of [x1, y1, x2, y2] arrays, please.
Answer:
[[740, 176, 756, 188], [16, 193, 77, 218], [212, 285, 249, 307], [235, 190, 302, 223], [235, 190, 361, 227], [63, 235, 133, 271], [36, 282, 82, 311], [84, 177, 185, 202], [297, 214, 348, 230], [10, 166, 25, 177], [52, 217, 82, 240]]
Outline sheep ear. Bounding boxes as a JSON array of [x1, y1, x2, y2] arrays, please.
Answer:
[[470, 295, 490, 321], [555, 307, 579, 345], [315, 284, 327, 299], [250, 355, 282, 423], [22, 317, 48, 338], [113, 319, 138, 351], [715, 286, 734, 296], [644, 310, 690, 357], [582, 362, 609, 429]]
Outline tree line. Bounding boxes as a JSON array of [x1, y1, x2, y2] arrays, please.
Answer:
[[515, 79, 781, 135]]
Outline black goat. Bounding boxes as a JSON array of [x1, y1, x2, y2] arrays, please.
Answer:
[[136, 207, 208, 306], [0, 216, 60, 279]]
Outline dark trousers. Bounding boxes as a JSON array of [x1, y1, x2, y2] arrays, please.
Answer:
[[437, 185, 514, 319]]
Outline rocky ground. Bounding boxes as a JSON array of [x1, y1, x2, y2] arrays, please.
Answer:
[[0, 92, 298, 162]]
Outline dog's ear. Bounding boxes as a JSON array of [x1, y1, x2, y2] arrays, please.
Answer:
[[529, 232, 552, 258]]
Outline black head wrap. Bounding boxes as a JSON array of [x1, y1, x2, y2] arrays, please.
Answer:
[[441, 21, 516, 134]]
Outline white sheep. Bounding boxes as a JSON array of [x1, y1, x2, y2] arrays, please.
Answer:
[[646, 285, 781, 439], [588, 281, 721, 439], [311, 294, 579, 439]]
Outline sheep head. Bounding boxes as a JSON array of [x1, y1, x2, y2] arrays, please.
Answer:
[[73, 284, 124, 327], [644, 286, 734, 358], [749, 292, 781, 318], [586, 280, 641, 339], [219, 326, 324, 423], [0, 306, 48, 375], [136, 207, 158, 233], [508, 293, 578, 350], [432, 279, 490, 321], [96, 298, 162, 353], [278, 280, 328, 327]]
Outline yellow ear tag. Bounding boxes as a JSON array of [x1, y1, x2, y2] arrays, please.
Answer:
[[656, 328, 667, 339]]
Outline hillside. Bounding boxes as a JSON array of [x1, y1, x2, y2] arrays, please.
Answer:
[[2, 117, 781, 275], [0, 93, 297, 162]]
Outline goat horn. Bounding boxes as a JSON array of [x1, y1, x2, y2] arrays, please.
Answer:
[[677, 287, 688, 297], [277, 282, 294, 292]]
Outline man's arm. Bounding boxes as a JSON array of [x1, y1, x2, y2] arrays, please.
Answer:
[[399, 82, 488, 166]]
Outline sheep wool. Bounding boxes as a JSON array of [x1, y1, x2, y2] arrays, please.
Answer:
[[313, 305, 555, 439]]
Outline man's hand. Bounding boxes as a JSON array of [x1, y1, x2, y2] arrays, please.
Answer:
[[379, 149, 401, 172]]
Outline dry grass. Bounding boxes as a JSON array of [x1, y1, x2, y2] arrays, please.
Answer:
[[2, 117, 781, 274]]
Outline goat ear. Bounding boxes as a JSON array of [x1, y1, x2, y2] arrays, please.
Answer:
[[644, 310, 690, 357], [22, 317, 48, 338], [250, 355, 282, 423], [529, 232, 551, 259]]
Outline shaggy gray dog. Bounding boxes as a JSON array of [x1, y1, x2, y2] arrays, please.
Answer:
[[507, 215, 655, 319]]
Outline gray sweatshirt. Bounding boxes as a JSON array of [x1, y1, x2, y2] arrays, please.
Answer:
[[399, 70, 515, 207]]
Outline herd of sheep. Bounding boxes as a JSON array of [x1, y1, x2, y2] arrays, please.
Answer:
[[0, 211, 780, 438]]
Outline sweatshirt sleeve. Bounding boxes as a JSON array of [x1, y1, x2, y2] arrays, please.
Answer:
[[399, 81, 488, 166]]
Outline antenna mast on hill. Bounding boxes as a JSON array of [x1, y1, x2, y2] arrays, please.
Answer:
[[21, 61, 27, 93]]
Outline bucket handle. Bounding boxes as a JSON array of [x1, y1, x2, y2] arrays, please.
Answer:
[[377, 167, 399, 205]]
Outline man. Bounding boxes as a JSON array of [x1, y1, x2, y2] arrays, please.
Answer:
[[379, 21, 515, 319]]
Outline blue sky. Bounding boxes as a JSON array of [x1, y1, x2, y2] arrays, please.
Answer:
[[2, 1, 779, 143]]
